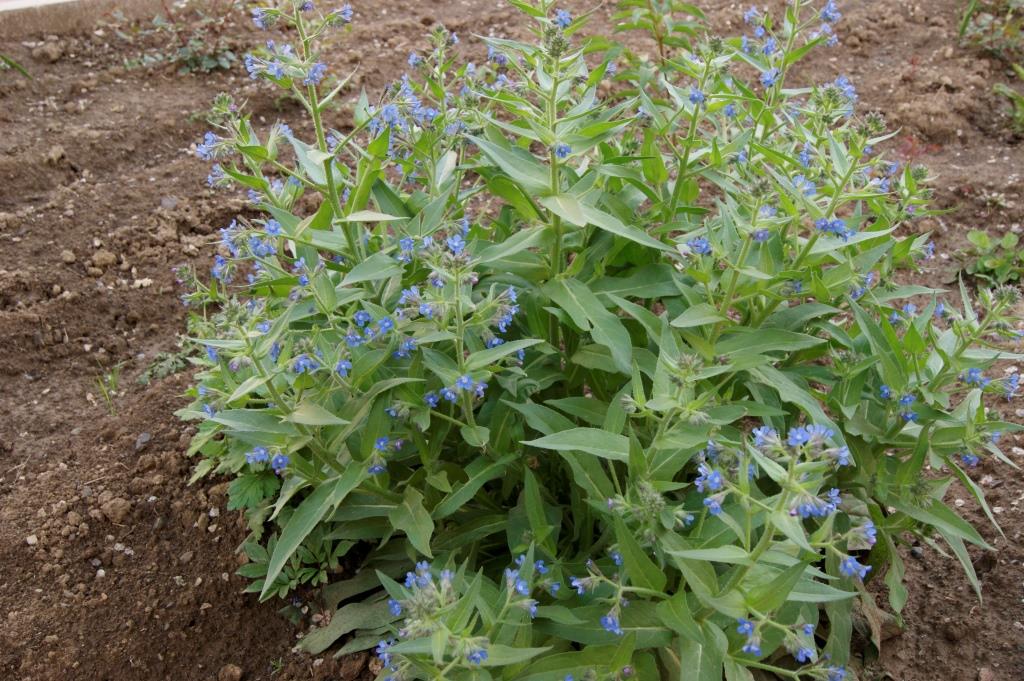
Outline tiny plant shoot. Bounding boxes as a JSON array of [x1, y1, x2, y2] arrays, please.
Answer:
[[179, 1, 1024, 679]]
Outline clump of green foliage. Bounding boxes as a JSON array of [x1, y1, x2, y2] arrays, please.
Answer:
[[180, 1, 1024, 679], [963, 228, 1024, 283], [959, 0, 1024, 62], [108, 0, 242, 75]]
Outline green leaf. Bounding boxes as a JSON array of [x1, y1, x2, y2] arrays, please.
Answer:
[[523, 428, 629, 462], [261, 466, 366, 599], [656, 591, 703, 643], [579, 203, 671, 252], [388, 488, 435, 557], [468, 134, 550, 193], [544, 279, 632, 374], [466, 339, 544, 370], [745, 562, 807, 612], [287, 401, 349, 426], [671, 303, 727, 328], [227, 472, 280, 511], [342, 251, 404, 286], [480, 645, 552, 667], [614, 518, 667, 591], [297, 599, 395, 654], [341, 210, 407, 222], [434, 454, 516, 518], [539, 194, 587, 226]]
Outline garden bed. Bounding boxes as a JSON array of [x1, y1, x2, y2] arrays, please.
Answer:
[[0, 1, 1022, 680]]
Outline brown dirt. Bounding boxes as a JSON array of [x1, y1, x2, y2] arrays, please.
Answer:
[[0, 1, 1022, 680]]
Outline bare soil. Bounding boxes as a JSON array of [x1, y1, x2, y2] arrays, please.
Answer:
[[1, 1, 1022, 680]]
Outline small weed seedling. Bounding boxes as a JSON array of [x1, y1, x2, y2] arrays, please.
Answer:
[[95, 362, 124, 415], [963, 228, 1024, 283]]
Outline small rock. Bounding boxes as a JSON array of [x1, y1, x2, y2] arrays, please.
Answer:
[[910, 546, 924, 560], [45, 145, 66, 165], [31, 42, 63, 63], [60, 249, 76, 264], [100, 498, 131, 524], [91, 249, 118, 269], [134, 432, 152, 452], [218, 664, 243, 681], [25, 535, 39, 546], [978, 668, 995, 681], [178, 550, 194, 564]]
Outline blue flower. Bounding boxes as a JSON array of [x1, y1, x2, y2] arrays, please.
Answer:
[[753, 425, 778, 448], [335, 359, 352, 377], [792, 174, 815, 196], [336, 5, 353, 23], [554, 9, 572, 28], [762, 37, 777, 55], [898, 393, 915, 407], [554, 143, 572, 159], [246, 446, 270, 465], [743, 6, 760, 24], [689, 87, 705, 106], [374, 436, 390, 452], [441, 387, 458, 403], [752, 229, 771, 242], [737, 618, 755, 636], [424, 392, 440, 408], [387, 598, 402, 616], [303, 62, 327, 85], [264, 219, 282, 237], [687, 237, 712, 255], [610, 550, 623, 566], [466, 646, 488, 665], [962, 367, 990, 387], [860, 520, 878, 546], [600, 614, 624, 636], [695, 463, 723, 492], [378, 317, 395, 333], [293, 354, 319, 374], [827, 666, 847, 681], [456, 374, 474, 391], [354, 310, 373, 327], [205, 345, 219, 362], [724, 103, 737, 118], [345, 330, 363, 347], [206, 164, 225, 187], [196, 132, 219, 160], [760, 67, 781, 88], [367, 458, 387, 475], [815, 217, 855, 241], [703, 494, 724, 515], [839, 555, 871, 580], [271, 453, 289, 473], [408, 52, 423, 67], [251, 7, 270, 29], [266, 60, 285, 79], [1003, 373, 1020, 400], [820, 1, 842, 24], [447, 233, 466, 255], [961, 453, 980, 467], [256, 321, 271, 334], [787, 426, 811, 447]]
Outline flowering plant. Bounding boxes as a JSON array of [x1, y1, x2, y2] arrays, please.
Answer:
[[181, 0, 1023, 678]]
